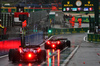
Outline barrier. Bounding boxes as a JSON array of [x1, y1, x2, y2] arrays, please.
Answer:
[[48, 28, 89, 36], [0, 31, 43, 56], [25, 32, 43, 45], [88, 34, 100, 42], [75, 16, 94, 23]]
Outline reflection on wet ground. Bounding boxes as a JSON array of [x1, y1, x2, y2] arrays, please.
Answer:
[[42, 46, 76, 66], [0, 34, 85, 66], [14, 46, 75, 66]]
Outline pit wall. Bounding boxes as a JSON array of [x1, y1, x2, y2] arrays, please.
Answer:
[[88, 34, 100, 42], [48, 27, 89, 37]]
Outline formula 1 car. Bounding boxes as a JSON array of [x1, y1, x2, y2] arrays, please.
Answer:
[[45, 37, 71, 50], [8, 45, 46, 63]]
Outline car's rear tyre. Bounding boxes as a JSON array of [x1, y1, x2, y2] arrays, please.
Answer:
[[67, 40, 71, 48], [12, 50, 20, 63], [8, 49, 14, 61], [38, 50, 46, 63]]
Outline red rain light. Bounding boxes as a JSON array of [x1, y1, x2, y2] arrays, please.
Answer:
[[57, 41, 61, 44], [46, 41, 51, 44], [28, 53, 32, 58], [52, 44, 56, 48]]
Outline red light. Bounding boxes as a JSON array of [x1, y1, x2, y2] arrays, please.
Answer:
[[52, 44, 56, 48], [26, 53, 34, 59], [66, 8, 69, 11], [28, 53, 32, 58], [89, 7, 92, 11], [46, 41, 51, 44], [78, 8, 81, 11], [37, 48, 41, 52], [28, 63, 32, 66], [18, 64, 22, 66], [57, 41, 61, 44], [18, 47, 23, 53]]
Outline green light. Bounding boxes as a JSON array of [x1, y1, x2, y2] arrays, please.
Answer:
[[63, 8, 66, 11], [33, 29, 35, 32], [48, 30, 52, 33]]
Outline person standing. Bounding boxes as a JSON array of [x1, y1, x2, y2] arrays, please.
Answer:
[[71, 16, 75, 28], [78, 18, 82, 28]]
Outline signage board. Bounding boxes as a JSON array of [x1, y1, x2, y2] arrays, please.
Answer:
[[62, 0, 95, 12]]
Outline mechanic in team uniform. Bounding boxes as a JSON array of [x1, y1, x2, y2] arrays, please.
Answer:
[[71, 16, 75, 28], [78, 18, 82, 28]]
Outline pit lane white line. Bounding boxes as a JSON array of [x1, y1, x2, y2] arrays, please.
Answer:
[[41, 47, 68, 65], [61, 45, 80, 66], [0, 55, 8, 59], [50, 47, 68, 58]]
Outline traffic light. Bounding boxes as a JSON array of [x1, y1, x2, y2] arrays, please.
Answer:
[[48, 29, 52, 33], [48, 26, 52, 33]]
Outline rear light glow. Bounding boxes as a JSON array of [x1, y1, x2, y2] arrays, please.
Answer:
[[28, 53, 32, 58], [28, 63, 32, 66], [18, 47, 23, 53], [57, 41, 61, 44], [26, 53, 34, 59], [46, 41, 51, 44], [18, 64, 22, 66], [37, 48, 41, 52], [52, 44, 56, 48]]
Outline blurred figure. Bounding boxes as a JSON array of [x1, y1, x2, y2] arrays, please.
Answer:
[[63, 14, 68, 21], [98, 26, 100, 34], [71, 16, 75, 28], [78, 18, 82, 28], [63, 14, 66, 21]]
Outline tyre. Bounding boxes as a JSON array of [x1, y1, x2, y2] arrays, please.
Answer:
[[8, 49, 14, 61], [38, 50, 46, 63], [67, 40, 71, 48], [12, 50, 20, 63]]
